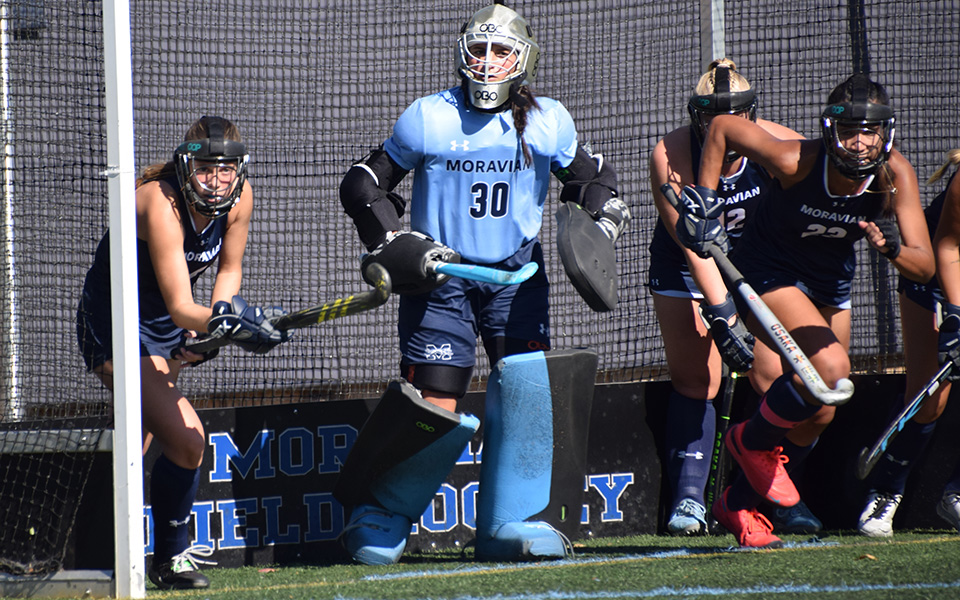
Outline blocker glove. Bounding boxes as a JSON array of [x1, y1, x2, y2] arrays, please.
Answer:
[[938, 301, 960, 382], [675, 184, 729, 258], [701, 293, 755, 373], [361, 230, 461, 295], [207, 295, 290, 354]]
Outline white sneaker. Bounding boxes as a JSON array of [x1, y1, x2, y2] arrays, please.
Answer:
[[858, 490, 902, 538], [936, 492, 960, 532]]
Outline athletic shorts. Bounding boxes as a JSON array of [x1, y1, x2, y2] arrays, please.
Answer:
[[647, 256, 701, 299], [740, 268, 851, 310], [398, 239, 550, 369], [76, 292, 186, 371], [898, 274, 942, 313]]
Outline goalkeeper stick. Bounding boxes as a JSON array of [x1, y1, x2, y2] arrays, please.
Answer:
[[856, 361, 953, 480], [427, 260, 539, 285], [179, 262, 392, 356], [660, 184, 854, 406]]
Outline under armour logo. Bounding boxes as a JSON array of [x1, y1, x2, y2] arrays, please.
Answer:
[[721, 182, 736, 192], [883, 454, 910, 467], [450, 140, 470, 151]]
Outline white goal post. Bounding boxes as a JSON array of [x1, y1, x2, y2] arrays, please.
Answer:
[[102, 0, 144, 597]]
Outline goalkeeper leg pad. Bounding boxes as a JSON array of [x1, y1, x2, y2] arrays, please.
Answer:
[[334, 380, 479, 564], [475, 349, 597, 561], [556, 203, 618, 312]]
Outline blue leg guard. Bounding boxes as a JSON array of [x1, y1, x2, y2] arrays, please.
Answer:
[[335, 380, 480, 565], [476, 349, 597, 561]]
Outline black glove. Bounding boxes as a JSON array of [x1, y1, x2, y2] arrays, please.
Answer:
[[207, 295, 290, 354], [675, 185, 729, 258], [702, 293, 755, 373], [938, 302, 960, 382], [594, 197, 631, 243], [361, 231, 461, 295], [873, 218, 901, 260], [177, 336, 220, 367]]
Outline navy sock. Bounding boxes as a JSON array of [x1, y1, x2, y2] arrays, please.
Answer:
[[741, 374, 820, 451], [869, 401, 936, 495], [725, 472, 762, 511], [665, 390, 715, 506], [781, 438, 816, 476], [151, 453, 200, 562], [944, 465, 960, 495]]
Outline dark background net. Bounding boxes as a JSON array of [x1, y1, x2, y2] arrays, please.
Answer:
[[0, 0, 957, 574]]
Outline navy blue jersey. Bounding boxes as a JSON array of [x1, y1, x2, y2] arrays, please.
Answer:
[[77, 176, 227, 367], [731, 147, 886, 305], [648, 127, 773, 297]]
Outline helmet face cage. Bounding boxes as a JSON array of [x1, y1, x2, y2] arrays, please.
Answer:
[[687, 91, 758, 141], [457, 4, 540, 111], [174, 134, 249, 219], [687, 66, 757, 162], [820, 101, 895, 180]]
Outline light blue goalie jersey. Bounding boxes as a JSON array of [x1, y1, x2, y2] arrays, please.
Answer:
[[383, 86, 578, 263]]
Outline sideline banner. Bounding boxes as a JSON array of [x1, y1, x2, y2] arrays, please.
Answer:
[[142, 382, 660, 567]]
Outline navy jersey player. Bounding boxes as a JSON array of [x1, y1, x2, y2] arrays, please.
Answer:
[[77, 116, 287, 589], [336, 2, 627, 565], [675, 74, 933, 548], [858, 150, 960, 537], [650, 59, 822, 537]]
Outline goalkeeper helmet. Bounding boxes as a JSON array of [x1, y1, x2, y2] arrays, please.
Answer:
[[457, 2, 540, 111], [820, 74, 896, 181], [174, 116, 249, 219], [688, 62, 757, 161]]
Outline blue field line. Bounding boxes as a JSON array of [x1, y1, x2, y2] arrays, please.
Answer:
[[339, 579, 960, 600], [340, 580, 960, 600], [361, 540, 838, 583]]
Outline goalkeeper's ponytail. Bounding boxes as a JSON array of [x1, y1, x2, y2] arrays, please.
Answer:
[[511, 84, 540, 167]]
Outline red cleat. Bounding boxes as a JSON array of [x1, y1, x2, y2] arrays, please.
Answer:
[[725, 422, 799, 507], [712, 488, 783, 549]]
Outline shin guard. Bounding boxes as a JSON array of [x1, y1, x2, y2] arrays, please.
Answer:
[[334, 380, 479, 564], [476, 349, 597, 561]]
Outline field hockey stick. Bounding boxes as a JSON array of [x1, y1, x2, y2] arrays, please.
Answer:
[[427, 260, 539, 285], [705, 368, 737, 533], [660, 184, 854, 406], [178, 263, 393, 356], [856, 360, 953, 480]]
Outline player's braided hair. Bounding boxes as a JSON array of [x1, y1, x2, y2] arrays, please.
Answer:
[[510, 84, 541, 166], [694, 58, 752, 95]]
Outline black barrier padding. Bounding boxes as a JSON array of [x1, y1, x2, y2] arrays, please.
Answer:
[[70, 375, 960, 569]]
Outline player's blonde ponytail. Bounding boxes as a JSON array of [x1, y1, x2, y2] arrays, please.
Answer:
[[928, 149, 960, 184]]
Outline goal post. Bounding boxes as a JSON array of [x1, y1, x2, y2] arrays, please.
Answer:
[[102, 0, 144, 597]]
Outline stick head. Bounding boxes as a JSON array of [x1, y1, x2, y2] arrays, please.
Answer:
[[856, 446, 878, 481]]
